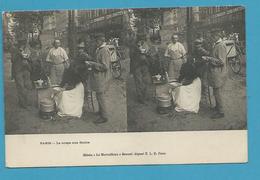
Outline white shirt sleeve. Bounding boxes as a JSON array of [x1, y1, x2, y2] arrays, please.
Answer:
[[179, 43, 187, 63], [179, 43, 186, 56], [164, 44, 170, 57], [61, 48, 69, 61], [46, 48, 52, 62]]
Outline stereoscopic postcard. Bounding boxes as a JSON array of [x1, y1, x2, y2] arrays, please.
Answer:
[[3, 6, 247, 167]]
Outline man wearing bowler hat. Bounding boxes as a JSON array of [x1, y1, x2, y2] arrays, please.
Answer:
[[85, 33, 112, 123]]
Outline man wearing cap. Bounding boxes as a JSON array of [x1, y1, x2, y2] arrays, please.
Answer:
[[11, 39, 32, 108], [193, 33, 210, 101], [73, 42, 93, 80], [85, 34, 112, 123], [46, 39, 69, 85], [76, 42, 92, 63], [202, 30, 227, 119], [71, 41, 94, 107], [164, 34, 187, 81]]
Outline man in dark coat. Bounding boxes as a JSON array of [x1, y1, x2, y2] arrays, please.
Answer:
[[73, 42, 93, 82], [202, 30, 227, 119], [130, 34, 152, 104], [30, 40, 44, 81], [193, 34, 210, 102], [11, 39, 32, 108], [86, 34, 112, 123]]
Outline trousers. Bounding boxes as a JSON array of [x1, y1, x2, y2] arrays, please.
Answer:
[[96, 91, 108, 119], [50, 64, 65, 85], [133, 65, 152, 101], [213, 86, 224, 113], [168, 59, 184, 81], [14, 70, 32, 107]]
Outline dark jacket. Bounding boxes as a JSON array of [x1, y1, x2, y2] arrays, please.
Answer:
[[73, 51, 93, 81], [11, 47, 31, 74], [130, 41, 150, 71], [30, 48, 44, 80], [193, 44, 210, 61]]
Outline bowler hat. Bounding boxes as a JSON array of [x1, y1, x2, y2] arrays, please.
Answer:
[[194, 39, 203, 45], [95, 33, 106, 40]]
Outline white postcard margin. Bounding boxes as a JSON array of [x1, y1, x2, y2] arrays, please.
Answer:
[[5, 130, 247, 167]]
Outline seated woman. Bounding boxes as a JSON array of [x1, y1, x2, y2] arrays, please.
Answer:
[[53, 66, 84, 118], [172, 61, 201, 113]]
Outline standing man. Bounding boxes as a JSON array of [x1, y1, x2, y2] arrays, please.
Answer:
[[73, 42, 94, 105], [164, 34, 187, 81], [30, 40, 43, 81], [85, 34, 112, 124], [202, 30, 227, 119], [73, 42, 93, 81], [131, 34, 152, 104], [193, 34, 210, 102], [11, 39, 32, 108], [46, 39, 69, 85]]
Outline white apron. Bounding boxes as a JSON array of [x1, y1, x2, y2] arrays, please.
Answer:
[[172, 78, 201, 113], [54, 82, 84, 118]]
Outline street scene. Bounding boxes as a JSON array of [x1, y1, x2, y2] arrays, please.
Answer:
[[125, 6, 246, 132], [3, 6, 246, 134], [3, 10, 129, 134]]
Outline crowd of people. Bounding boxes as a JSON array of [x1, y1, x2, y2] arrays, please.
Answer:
[[10, 33, 113, 124], [129, 29, 228, 119]]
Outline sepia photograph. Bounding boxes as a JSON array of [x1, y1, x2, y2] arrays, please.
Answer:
[[3, 7, 247, 135], [3, 10, 129, 134], [2, 6, 247, 167], [125, 6, 247, 132]]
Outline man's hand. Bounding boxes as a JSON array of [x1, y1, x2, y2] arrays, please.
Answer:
[[202, 56, 210, 62], [85, 61, 94, 66]]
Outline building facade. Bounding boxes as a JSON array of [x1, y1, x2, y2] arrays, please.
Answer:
[[77, 9, 129, 43], [41, 11, 69, 51], [160, 8, 188, 48], [37, 7, 245, 58], [196, 6, 246, 40]]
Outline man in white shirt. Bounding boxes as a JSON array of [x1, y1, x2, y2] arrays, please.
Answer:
[[164, 34, 186, 81], [46, 39, 69, 85]]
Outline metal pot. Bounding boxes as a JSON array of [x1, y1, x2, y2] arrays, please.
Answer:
[[156, 94, 172, 108], [40, 100, 56, 113]]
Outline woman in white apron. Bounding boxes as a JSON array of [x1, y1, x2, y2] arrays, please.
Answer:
[[53, 67, 84, 118], [172, 62, 201, 113]]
